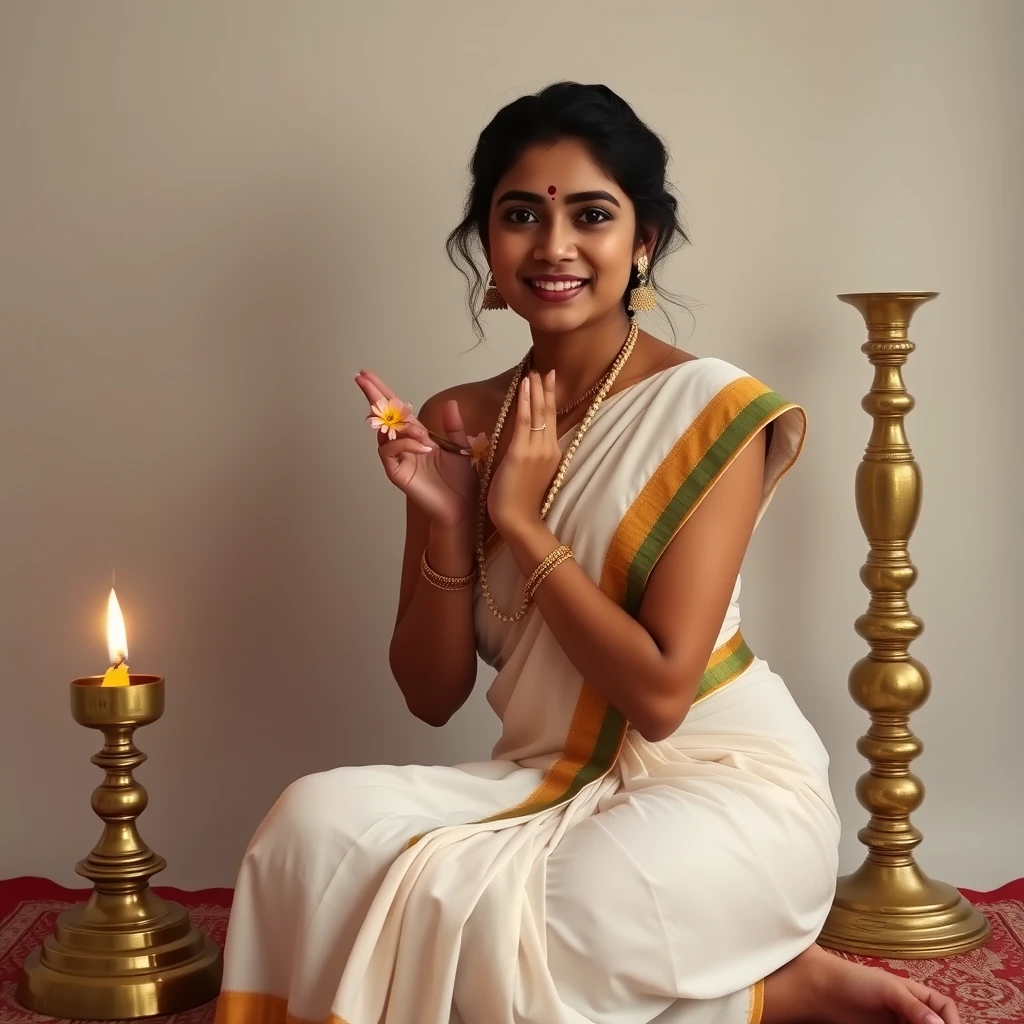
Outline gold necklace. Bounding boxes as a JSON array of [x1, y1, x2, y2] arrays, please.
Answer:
[[528, 353, 615, 417], [476, 319, 639, 623], [557, 378, 604, 416]]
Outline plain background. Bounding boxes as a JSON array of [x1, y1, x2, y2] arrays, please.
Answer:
[[1, 0, 1021, 890]]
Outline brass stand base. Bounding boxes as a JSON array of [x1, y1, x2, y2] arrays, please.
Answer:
[[820, 862, 992, 959], [17, 890, 221, 1020]]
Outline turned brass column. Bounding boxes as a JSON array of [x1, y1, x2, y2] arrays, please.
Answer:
[[818, 292, 990, 958]]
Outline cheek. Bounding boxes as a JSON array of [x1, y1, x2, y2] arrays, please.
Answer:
[[588, 232, 635, 289], [486, 220, 526, 274]]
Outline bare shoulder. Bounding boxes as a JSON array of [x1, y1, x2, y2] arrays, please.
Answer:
[[417, 368, 518, 437]]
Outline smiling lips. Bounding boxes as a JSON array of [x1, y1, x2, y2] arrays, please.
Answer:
[[526, 275, 589, 302]]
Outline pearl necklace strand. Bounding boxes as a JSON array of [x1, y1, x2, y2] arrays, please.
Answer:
[[476, 319, 639, 623]]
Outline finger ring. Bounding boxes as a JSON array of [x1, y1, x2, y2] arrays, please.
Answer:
[[528, 424, 547, 432]]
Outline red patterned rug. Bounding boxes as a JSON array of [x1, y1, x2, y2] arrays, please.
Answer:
[[1, 876, 1022, 1022]]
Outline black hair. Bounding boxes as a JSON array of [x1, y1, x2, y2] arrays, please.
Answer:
[[446, 81, 691, 341]]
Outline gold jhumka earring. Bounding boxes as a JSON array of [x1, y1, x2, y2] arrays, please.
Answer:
[[628, 252, 658, 313], [481, 271, 508, 311]]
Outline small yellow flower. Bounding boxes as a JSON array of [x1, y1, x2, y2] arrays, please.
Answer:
[[367, 398, 413, 441], [468, 432, 490, 471]]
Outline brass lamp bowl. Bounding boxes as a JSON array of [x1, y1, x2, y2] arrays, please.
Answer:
[[70, 672, 164, 727]]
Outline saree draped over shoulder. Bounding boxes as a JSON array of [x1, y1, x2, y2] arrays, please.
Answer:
[[215, 358, 841, 1024]]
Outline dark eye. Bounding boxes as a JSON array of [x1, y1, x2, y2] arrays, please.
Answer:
[[578, 207, 612, 226], [505, 208, 538, 225]]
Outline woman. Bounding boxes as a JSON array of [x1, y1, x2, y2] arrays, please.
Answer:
[[215, 83, 960, 1024]]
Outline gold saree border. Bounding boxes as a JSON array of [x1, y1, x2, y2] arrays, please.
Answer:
[[695, 628, 754, 705], [748, 978, 766, 1024], [610, 377, 796, 613], [214, 990, 349, 1024]]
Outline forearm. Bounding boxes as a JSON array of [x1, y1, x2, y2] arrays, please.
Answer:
[[389, 523, 478, 726], [501, 520, 701, 741]]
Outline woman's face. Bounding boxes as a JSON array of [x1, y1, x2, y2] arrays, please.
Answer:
[[486, 139, 642, 334]]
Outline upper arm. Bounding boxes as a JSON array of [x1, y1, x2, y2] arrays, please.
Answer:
[[636, 428, 767, 702]]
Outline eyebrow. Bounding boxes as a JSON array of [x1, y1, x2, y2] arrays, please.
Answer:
[[496, 189, 621, 208]]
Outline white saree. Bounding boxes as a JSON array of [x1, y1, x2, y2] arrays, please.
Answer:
[[215, 357, 840, 1024]]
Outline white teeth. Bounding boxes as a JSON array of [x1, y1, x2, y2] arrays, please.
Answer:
[[530, 279, 586, 291]]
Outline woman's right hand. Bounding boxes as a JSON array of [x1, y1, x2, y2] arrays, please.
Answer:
[[355, 370, 478, 529]]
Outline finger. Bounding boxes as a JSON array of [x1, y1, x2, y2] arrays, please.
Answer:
[[885, 980, 954, 1024], [505, 375, 529, 452], [355, 373, 386, 408], [899, 980, 959, 1024], [352, 376, 385, 407], [920, 990, 960, 1024], [378, 437, 434, 463], [358, 369, 400, 402], [516, 375, 531, 429], [886, 984, 930, 1024], [441, 399, 469, 447], [529, 370, 545, 430], [406, 420, 431, 441], [375, 423, 430, 450], [543, 369, 557, 431]]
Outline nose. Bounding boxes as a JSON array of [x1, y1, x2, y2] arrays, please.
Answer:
[[532, 215, 577, 264]]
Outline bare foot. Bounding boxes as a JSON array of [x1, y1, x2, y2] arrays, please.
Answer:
[[763, 943, 960, 1024]]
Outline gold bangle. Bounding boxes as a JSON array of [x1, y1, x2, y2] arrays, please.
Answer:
[[523, 545, 571, 595], [523, 545, 574, 602], [420, 550, 477, 592]]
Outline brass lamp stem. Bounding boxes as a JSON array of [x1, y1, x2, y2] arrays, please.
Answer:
[[818, 293, 990, 958], [81, 721, 167, 891]]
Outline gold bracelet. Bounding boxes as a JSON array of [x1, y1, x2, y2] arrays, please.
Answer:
[[420, 549, 477, 592], [523, 545, 571, 595], [523, 545, 574, 603]]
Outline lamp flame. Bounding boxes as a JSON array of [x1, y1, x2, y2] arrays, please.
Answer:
[[107, 587, 129, 666]]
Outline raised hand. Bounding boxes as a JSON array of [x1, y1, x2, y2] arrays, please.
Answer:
[[486, 369, 561, 536], [355, 370, 478, 528]]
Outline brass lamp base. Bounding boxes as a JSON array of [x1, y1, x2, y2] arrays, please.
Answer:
[[821, 862, 992, 959], [17, 675, 222, 1020], [18, 893, 221, 1019]]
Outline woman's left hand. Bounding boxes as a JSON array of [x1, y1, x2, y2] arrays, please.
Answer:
[[487, 370, 561, 538]]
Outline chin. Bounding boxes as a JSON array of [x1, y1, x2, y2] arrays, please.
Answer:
[[513, 296, 603, 334], [525, 310, 591, 334]]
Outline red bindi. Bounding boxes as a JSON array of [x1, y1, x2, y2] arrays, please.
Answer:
[[548, 185, 557, 198]]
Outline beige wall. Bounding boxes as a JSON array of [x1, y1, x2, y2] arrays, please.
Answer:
[[1, 0, 1021, 890]]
